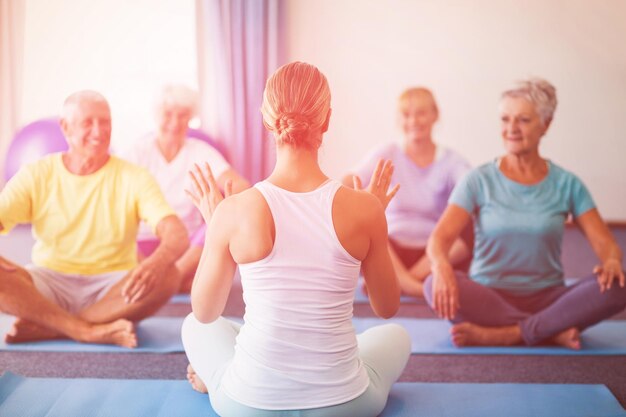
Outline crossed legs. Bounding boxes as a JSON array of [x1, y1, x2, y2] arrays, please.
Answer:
[[0, 257, 181, 346], [181, 315, 410, 417], [424, 272, 626, 348]]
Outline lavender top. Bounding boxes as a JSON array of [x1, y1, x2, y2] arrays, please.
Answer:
[[353, 143, 471, 248]]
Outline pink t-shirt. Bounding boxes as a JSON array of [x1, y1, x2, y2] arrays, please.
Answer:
[[121, 136, 229, 240]]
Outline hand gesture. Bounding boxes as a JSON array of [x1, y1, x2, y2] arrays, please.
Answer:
[[431, 261, 460, 320], [186, 162, 233, 223], [353, 159, 400, 210], [593, 258, 625, 293], [121, 258, 164, 304]]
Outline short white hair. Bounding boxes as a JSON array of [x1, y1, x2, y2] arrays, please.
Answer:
[[501, 78, 557, 125], [62, 90, 109, 122], [155, 84, 199, 116]]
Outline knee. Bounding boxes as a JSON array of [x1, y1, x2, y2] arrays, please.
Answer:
[[181, 312, 200, 348], [384, 323, 411, 361], [604, 281, 626, 310]]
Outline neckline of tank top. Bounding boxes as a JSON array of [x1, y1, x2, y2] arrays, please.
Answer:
[[261, 178, 335, 195]]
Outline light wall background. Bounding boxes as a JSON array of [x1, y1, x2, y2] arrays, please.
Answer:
[[19, 0, 197, 154], [15, 0, 626, 220], [286, 0, 626, 221]]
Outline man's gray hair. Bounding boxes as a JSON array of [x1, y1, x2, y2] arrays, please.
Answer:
[[61, 90, 109, 122]]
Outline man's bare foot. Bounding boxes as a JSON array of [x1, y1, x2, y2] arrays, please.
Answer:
[[552, 327, 581, 350], [450, 322, 522, 347], [82, 319, 137, 348], [4, 318, 136, 348], [5, 319, 64, 344], [187, 364, 208, 393]]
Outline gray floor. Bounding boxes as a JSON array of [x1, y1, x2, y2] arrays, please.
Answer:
[[1, 225, 626, 409]]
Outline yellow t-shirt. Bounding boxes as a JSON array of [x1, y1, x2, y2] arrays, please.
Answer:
[[0, 153, 175, 274]]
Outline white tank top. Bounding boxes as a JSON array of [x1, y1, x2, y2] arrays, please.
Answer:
[[220, 179, 369, 410]]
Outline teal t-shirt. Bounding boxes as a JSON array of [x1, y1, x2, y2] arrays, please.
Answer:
[[449, 160, 595, 294]]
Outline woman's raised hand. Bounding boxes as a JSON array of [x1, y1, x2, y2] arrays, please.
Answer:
[[353, 159, 400, 210], [186, 162, 233, 223]]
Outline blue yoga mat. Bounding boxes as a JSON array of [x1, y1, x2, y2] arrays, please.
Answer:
[[3, 314, 625, 355], [0, 315, 184, 353], [169, 293, 192, 304], [0, 373, 624, 417], [353, 317, 626, 355]]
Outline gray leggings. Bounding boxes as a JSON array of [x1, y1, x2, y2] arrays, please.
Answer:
[[424, 273, 626, 345], [181, 315, 411, 417]]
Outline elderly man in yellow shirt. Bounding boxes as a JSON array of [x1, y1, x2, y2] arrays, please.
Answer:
[[0, 90, 189, 347]]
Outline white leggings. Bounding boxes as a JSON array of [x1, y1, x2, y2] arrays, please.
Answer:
[[181, 315, 411, 417]]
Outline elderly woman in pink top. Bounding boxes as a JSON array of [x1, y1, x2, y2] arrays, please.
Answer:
[[181, 62, 410, 417], [122, 85, 249, 291], [344, 88, 472, 297]]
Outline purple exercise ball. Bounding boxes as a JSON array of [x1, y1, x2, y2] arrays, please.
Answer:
[[5, 118, 68, 181]]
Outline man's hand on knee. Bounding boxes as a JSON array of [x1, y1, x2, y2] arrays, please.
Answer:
[[122, 258, 166, 303]]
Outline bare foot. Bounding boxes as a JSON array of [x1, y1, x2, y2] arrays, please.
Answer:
[[83, 319, 138, 348], [5, 319, 64, 344], [450, 322, 522, 347], [4, 318, 136, 348], [552, 327, 581, 350], [187, 364, 208, 393]]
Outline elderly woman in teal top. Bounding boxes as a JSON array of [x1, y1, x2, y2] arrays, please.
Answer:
[[425, 78, 626, 349]]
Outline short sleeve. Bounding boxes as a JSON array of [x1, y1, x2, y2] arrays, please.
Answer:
[[569, 175, 595, 218], [134, 168, 177, 233], [0, 166, 35, 234], [448, 169, 480, 215]]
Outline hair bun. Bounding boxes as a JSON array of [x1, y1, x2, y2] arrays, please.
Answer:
[[261, 61, 331, 149], [275, 113, 310, 144]]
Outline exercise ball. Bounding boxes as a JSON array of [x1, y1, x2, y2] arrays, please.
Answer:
[[187, 128, 229, 160], [5, 118, 68, 181]]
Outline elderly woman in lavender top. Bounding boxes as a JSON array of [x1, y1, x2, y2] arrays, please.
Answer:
[[344, 88, 472, 297], [425, 78, 626, 349]]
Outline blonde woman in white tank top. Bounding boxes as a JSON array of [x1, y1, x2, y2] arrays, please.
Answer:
[[181, 62, 411, 417]]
